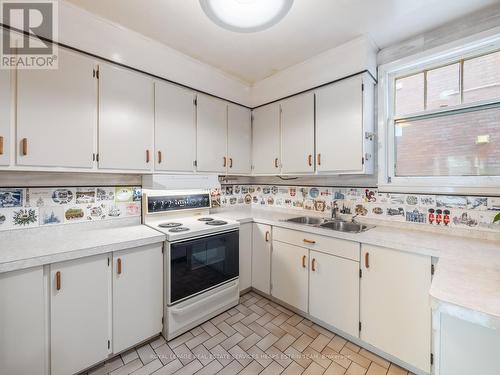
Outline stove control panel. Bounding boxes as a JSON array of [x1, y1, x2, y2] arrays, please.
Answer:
[[147, 193, 210, 213]]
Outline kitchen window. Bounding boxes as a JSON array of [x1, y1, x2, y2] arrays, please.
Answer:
[[379, 35, 500, 194]]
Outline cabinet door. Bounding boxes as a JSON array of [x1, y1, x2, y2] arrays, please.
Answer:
[[360, 245, 431, 373], [239, 222, 252, 291], [50, 254, 110, 375], [155, 82, 196, 172], [309, 250, 359, 337], [316, 75, 364, 173], [227, 104, 251, 174], [251, 223, 271, 294], [252, 103, 280, 174], [0, 266, 45, 375], [113, 244, 163, 353], [271, 241, 308, 312], [0, 69, 10, 166], [281, 93, 315, 174], [196, 94, 227, 173], [17, 48, 96, 168], [99, 64, 154, 171]]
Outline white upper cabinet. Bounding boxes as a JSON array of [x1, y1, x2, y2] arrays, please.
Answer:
[[252, 103, 281, 174], [98, 63, 154, 171], [16, 48, 96, 168], [316, 74, 374, 174], [280, 92, 315, 174], [196, 94, 227, 173], [0, 69, 10, 166], [227, 104, 252, 174], [155, 82, 196, 172]]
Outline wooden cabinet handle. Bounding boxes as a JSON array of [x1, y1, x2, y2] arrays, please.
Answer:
[[223, 156, 227, 167], [21, 138, 28, 156], [312, 258, 316, 272], [158, 151, 162, 164], [229, 158, 233, 168], [265, 231, 270, 242], [146, 150, 150, 163], [303, 239, 316, 244], [0, 136, 3, 155], [56, 271, 61, 290], [117, 258, 122, 275], [317, 153, 321, 166], [302, 255, 306, 268], [365, 252, 370, 268], [308, 154, 312, 166]]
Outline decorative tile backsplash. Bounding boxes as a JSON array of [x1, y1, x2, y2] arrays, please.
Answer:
[[0, 186, 142, 231], [214, 185, 500, 232]]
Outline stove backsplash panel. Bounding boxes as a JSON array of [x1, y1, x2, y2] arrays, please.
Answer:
[[215, 185, 500, 232], [0, 186, 142, 232]]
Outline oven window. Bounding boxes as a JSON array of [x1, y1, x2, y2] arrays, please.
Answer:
[[170, 230, 239, 304]]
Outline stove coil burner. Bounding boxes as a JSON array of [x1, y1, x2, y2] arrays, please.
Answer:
[[168, 227, 190, 233], [158, 222, 182, 228], [198, 217, 214, 222], [205, 220, 228, 226]]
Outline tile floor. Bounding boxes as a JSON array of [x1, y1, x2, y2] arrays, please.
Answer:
[[86, 292, 415, 375]]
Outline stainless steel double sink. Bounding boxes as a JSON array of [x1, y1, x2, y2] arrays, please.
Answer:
[[284, 216, 374, 233]]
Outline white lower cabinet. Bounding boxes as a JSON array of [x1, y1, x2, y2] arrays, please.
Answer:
[[360, 245, 431, 373], [50, 254, 111, 375], [271, 241, 309, 312], [251, 223, 271, 294], [309, 250, 360, 337], [0, 266, 45, 375], [239, 223, 253, 291], [112, 244, 163, 353]]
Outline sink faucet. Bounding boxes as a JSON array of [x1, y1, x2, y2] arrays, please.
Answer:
[[331, 201, 339, 220]]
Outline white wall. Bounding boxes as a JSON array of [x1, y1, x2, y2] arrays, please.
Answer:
[[250, 37, 378, 107], [56, 1, 251, 106]]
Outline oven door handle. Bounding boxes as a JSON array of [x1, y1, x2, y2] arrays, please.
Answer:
[[170, 280, 238, 314]]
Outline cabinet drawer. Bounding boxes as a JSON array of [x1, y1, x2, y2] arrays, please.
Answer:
[[273, 227, 360, 261]]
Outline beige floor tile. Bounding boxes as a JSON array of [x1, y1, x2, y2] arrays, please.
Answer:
[[249, 304, 267, 316], [296, 322, 320, 339], [246, 345, 274, 368], [131, 359, 163, 375], [312, 325, 335, 340], [150, 336, 167, 350], [152, 359, 183, 375], [241, 312, 261, 325], [185, 332, 211, 350], [201, 321, 221, 337], [346, 362, 367, 375], [266, 345, 293, 368], [216, 321, 237, 337], [271, 313, 291, 326], [236, 304, 253, 316], [358, 350, 390, 370], [239, 333, 263, 351], [284, 346, 312, 369], [303, 361, 326, 375], [280, 322, 304, 338], [276, 305, 294, 316], [210, 312, 230, 326], [89, 356, 124, 375], [324, 362, 347, 375], [215, 360, 243, 375], [327, 336, 347, 352], [292, 334, 315, 352], [248, 321, 270, 337], [257, 333, 280, 351], [340, 348, 371, 369], [387, 364, 408, 375], [283, 361, 306, 375], [310, 334, 331, 353], [172, 344, 195, 366], [366, 362, 388, 375], [239, 360, 265, 375], [322, 347, 351, 369], [232, 321, 254, 337], [220, 332, 245, 350], [155, 344, 177, 365], [191, 344, 214, 366], [225, 312, 245, 325], [263, 304, 281, 316], [194, 360, 223, 375], [286, 314, 304, 326], [138, 344, 158, 365], [264, 322, 286, 338], [121, 349, 139, 365], [190, 327, 205, 337], [256, 312, 275, 326], [110, 358, 143, 375], [169, 332, 195, 350], [261, 361, 285, 375], [171, 359, 202, 375], [303, 346, 332, 369], [203, 332, 228, 350], [209, 345, 233, 367], [228, 345, 252, 367], [274, 333, 297, 352], [344, 342, 361, 353]]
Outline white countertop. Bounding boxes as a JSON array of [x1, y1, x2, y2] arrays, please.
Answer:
[[0, 218, 166, 273], [214, 207, 500, 328]]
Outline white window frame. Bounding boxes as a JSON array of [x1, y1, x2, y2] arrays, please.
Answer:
[[378, 27, 500, 195]]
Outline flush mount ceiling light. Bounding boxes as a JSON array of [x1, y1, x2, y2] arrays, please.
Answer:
[[199, 0, 294, 33]]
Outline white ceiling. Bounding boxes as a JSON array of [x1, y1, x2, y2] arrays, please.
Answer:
[[65, 0, 499, 84]]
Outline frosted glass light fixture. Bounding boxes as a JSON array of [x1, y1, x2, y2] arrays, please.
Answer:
[[199, 0, 294, 33]]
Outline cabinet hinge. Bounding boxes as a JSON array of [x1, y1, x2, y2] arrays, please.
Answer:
[[387, 176, 392, 183], [359, 269, 362, 278], [92, 68, 95, 78], [362, 157, 365, 165], [359, 322, 362, 331], [430, 353, 434, 365], [107, 258, 110, 267], [96, 153, 99, 162], [96, 67, 100, 79], [107, 340, 110, 349], [193, 97, 197, 106], [362, 83, 365, 91], [431, 264, 435, 276], [162, 317, 164, 324], [193, 160, 197, 167]]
